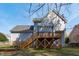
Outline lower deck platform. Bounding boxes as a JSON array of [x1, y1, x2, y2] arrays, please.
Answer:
[[15, 32, 63, 48]]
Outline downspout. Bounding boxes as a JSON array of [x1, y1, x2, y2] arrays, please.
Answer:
[[61, 26, 66, 47]]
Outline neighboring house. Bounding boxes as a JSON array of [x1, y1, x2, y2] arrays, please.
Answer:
[[10, 10, 67, 48], [69, 24, 79, 46]]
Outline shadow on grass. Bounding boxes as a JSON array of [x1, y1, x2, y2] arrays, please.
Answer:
[[10, 47, 79, 56], [33, 47, 79, 56]]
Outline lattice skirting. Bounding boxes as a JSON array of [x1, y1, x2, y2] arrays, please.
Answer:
[[29, 38, 62, 48]]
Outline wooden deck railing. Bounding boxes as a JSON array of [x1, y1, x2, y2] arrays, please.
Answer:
[[37, 33, 53, 38]]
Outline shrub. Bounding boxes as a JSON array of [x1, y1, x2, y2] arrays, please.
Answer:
[[65, 37, 69, 44], [0, 33, 8, 42]]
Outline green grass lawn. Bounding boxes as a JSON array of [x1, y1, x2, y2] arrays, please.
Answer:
[[0, 46, 15, 48], [0, 46, 79, 56], [22, 47, 79, 56]]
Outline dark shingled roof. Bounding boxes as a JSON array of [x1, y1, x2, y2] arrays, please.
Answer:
[[10, 25, 34, 33]]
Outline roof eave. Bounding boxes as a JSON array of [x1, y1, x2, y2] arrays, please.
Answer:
[[52, 10, 67, 23], [10, 30, 33, 33]]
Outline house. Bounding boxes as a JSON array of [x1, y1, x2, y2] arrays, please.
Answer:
[[10, 10, 67, 48], [69, 24, 79, 46]]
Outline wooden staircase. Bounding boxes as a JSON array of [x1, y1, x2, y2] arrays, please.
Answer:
[[20, 33, 37, 48]]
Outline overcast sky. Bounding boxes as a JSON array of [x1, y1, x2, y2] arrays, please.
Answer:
[[0, 3, 79, 34]]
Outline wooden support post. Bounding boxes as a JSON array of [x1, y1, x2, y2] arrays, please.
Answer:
[[34, 39, 36, 48], [52, 26, 53, 36], [32, 30, 34, 48], [51, 38, 53, 48], [36, 38, 38, 48], [37, 26, 39, 36], [44, 38, 46, 48]]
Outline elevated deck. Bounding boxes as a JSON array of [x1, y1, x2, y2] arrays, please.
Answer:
[[17, 32, 62, 48]]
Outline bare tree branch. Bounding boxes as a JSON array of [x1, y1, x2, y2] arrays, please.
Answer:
[[47, 3, 49, 12], [24, 3, 72, 21], [30, 3, 45, 16], [42, 4, 44, 16], [54, 3, 72, 14], [29, 3, 32, 14], [55, 3, 58, 11]]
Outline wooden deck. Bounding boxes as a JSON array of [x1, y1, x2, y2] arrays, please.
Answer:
[[17, 32, 62, 48]]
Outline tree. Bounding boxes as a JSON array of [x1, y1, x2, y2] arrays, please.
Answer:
[[24, 3, 72, 18], [0, 33, 8, 42]]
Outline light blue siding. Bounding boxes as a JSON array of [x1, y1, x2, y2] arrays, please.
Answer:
[[18, 33, 32, 41]]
